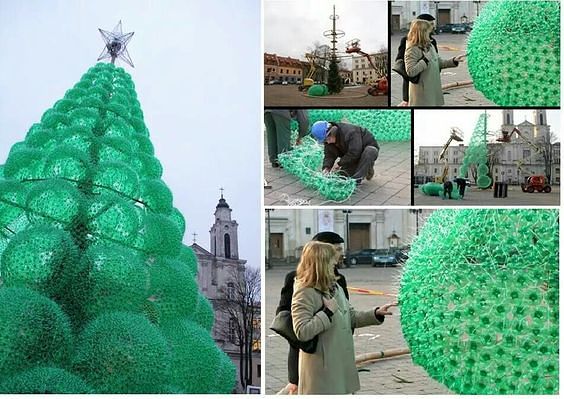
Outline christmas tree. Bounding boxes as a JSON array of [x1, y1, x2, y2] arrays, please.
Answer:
[[0, 30, 235, 393]]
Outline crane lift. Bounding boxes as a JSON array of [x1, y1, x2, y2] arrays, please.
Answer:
[[298, 53, 318, 92], [345, 39, 388, 96], [496, 127, 551, 192], [435, 127, 464, 183]]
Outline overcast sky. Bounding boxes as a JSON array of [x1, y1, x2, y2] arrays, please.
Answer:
[[414, 109, 561, 150], [0, 0, 261, 269], [264, 0, 388, 60]]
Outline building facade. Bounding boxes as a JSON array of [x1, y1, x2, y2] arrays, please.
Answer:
[[391, 1, 487, 32], [192, 195, 261, 392], [416, 110, 561, 185], [264, 52, 303, 84], [266, 209, 432, 264], [351, 53, 387, 84]]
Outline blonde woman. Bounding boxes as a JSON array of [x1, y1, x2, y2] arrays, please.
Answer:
[[405, 19, 465, 106], [291, 241, 396, 394]]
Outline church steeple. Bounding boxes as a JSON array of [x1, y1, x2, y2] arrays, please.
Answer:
[[210, 188, 239, 259]]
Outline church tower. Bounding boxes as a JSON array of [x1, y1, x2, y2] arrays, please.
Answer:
[[533, 109, 550, 141], [210, 190, 239, 260], [501, 109, 514, 133]]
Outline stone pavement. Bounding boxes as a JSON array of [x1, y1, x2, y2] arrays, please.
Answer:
[[390, 33, 495, 107], [264, 266, 451, 395], [265, 85, 388, 107], [264, 141, 411, 206], [414, 184, 560, 206]]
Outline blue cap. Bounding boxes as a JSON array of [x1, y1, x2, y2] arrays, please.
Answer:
[[311, 121, 329, 143]]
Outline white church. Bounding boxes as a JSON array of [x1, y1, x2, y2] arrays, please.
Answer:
[[191, 194, 261, 392]]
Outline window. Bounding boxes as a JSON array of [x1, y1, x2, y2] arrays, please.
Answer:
[[227, 282, 235, 299], [434, 168, 438, 174], [224, 234, 231, 259], [454, 168, 457, 173], [305, 227, 311, 234], [257, 364, 261, 378], [523, 149, 531, 158], [505, 113, 510, 124], [228, 318, 237, 343], [540, 113, 544, 125]]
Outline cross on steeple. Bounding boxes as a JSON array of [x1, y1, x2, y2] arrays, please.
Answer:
[[220, 187, 224, 199], [192, 232, 198, 244]]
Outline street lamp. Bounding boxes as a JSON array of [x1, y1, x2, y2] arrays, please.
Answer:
[[409, 209, 423, 236], [473, 0, 481, 17], [342, 210, 352, 266], [433, 1, 440, 20], [265, 208, 273, 269]]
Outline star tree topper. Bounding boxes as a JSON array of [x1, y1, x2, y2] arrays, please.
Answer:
[[97, 20, 135, 67]]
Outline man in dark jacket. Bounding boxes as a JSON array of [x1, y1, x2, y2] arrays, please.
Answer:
[[276, 231, 348, 394], [443, 179, 453, 199], [264, 109, 309, 167], [311, 120, 380, 185], [395, 13, 438, 105], [454, 176, 468, 199]]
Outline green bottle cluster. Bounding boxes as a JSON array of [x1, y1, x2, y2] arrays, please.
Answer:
[[467, 0, 560, 106], [282, 110, 411, 201], [400, 209, 559, 394], [460, 112, 491, 189], [0, 62, 235, 393]]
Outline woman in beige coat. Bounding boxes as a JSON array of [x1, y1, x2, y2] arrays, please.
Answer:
[[291, 241, 396, 394], [405, 19, 465, 106]]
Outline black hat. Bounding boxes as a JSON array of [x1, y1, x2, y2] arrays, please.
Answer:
[[417, 13, 436, 21], [312, 231, 344, 244]]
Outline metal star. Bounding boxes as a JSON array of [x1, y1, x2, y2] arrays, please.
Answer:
[[97, 20, 135, 67]]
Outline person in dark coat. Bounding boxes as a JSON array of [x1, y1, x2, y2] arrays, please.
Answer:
[[264, 109, 309, 167], [275, 231, 348, 394], [395, 14, 438, 106], [311, 121, 380, 185], [443, 180, 453, 199], [454, 176, 468, 199]]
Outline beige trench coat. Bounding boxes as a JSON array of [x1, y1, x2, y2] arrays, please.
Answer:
[[291, 282, 383, 394], [404, 42, 458, 106]]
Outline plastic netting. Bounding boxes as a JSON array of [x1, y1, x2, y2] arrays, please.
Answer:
[[467, 0, 560, 106], [0, 62, 234, 393], [282, 110, 411, 201], [460, 113, 492, 188], [400, 209, 559, 394]]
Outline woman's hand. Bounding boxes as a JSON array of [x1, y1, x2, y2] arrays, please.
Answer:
[[375, 302, 398, 316], [453, 54, 466, 63], [323, 296, 338, 313]]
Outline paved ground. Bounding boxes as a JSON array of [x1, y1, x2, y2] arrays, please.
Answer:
[[414, 184, 560, 206], [264, 141, 411, 206], [265, 85, 388, 107], [390, 33, 495, 107], [264, 266, 451, 395]]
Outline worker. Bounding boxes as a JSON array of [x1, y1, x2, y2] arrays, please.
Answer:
[[311, 120, 379, 185], [395, 13, 438, 106], [264, 109, 309, 168], [443, 179, 453, 199], [454, 176, 467, 199]]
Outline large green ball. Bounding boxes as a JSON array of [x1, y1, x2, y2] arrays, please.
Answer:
[[72, 312, 171, 393], [161, 319, 234, 393], [0, 367, 92, 394], [400, 209, 558, 394], [0, 287, 72, 376], [467, 0, 560, 106], [1, 226, 77, 295]]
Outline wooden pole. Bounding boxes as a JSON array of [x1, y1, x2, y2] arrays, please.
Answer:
[[355, 347, 411, 365]]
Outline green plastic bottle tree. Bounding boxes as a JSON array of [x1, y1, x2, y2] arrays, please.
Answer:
[[0, 61, 236, 393]]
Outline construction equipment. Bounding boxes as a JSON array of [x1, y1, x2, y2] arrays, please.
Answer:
[[435, 127, 464, 183], [298, 53, 317, 92], [496, 127, 544, 154], [345, 39, 388, 96], [521, 175, 552, 193]]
